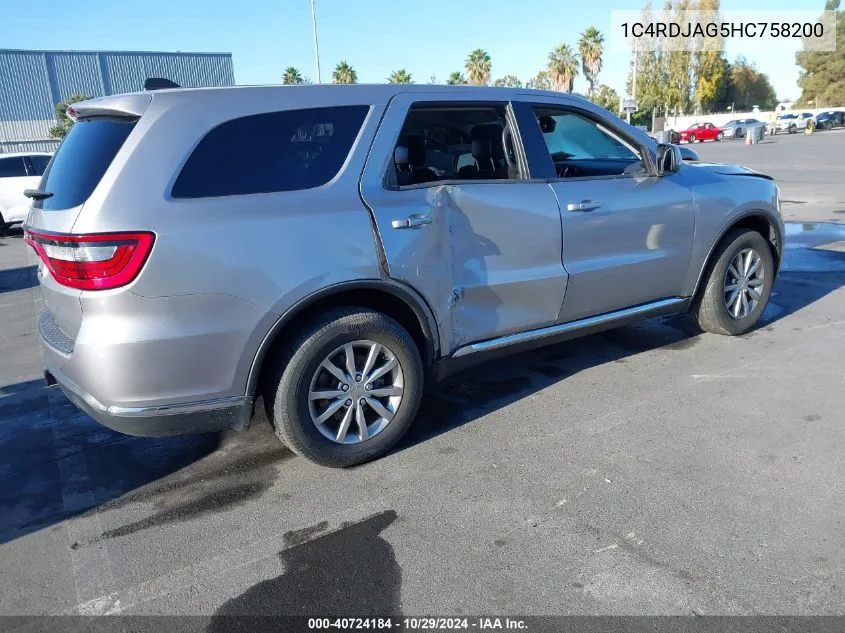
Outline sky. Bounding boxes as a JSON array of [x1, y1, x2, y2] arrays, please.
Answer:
[[3, 0, 823, 103]]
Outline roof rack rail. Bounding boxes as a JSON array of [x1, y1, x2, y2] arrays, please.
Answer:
[[144, 77, 181, 91]]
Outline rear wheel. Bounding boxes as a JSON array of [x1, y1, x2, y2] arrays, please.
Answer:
[[264, 307, 424, 467], [691, 229, 775, 336]]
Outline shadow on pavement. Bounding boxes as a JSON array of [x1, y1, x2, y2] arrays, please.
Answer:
[[0, 265, 37, 294], [0, 379, 221, 544]]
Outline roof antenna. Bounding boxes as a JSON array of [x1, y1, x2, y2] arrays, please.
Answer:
[[144, 77, 181, 91]]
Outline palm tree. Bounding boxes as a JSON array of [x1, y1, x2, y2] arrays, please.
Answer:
[[332, 61, 358, 84], [547, 44, 579, 93], [446, 71, 467, 85], [387, 69, 413, 84], [282, 67, 304, 85], [578, 27, 605, 97], [493, 75, 522, 88], [465, 49, 492, 86]]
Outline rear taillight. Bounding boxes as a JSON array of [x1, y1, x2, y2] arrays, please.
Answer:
[[24, 230, 155, 291]]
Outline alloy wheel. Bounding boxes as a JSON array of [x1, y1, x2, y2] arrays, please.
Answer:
[[308, 340, 404, 444], [723, 248, 765, 319]]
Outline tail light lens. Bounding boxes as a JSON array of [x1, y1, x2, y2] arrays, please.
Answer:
[[24, 230, 155, 291]]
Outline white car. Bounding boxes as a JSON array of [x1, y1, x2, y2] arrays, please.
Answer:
[[0, 152, 52, 232], [768, 112, 814, 134]]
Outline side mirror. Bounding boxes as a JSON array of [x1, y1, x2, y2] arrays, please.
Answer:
[[656, 143, 681, 176]]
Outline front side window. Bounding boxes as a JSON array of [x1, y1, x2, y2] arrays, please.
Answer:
[[172, 105, 369, 199], [532, 106, 640, 179], [0, 157, 28, 178], [391, 104, 521, 187]]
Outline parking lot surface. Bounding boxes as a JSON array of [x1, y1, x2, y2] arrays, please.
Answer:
[[1, 130, 844, 616]]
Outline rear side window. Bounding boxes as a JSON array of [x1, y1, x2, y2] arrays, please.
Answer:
[[171, 105, 369, 198], [0, 157, 27, 178], [36, 117, 137, 210]]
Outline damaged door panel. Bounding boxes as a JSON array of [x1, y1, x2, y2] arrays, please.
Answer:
[[359, 92, 569, 355]]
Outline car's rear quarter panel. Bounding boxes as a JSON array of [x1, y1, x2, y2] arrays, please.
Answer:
[[64, 89, 390, 409]]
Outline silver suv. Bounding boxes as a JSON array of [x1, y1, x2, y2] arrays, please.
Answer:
[[25, 85, 784, 467]]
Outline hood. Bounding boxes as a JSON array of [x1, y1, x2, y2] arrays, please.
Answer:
[[684, 162, 773, 180]]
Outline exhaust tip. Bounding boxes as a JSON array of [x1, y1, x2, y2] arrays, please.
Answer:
[[44, 370, 58, 388]]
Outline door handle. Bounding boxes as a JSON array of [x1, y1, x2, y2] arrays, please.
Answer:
[[566, 201, 600, 212], [391, 215, 432, 229]]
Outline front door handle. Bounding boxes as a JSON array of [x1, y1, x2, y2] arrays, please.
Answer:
[[566, 201, 600, 212], [392, 214, 432, 229]]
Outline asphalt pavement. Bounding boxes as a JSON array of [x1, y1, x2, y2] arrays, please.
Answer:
[[0, 130, 843, 617]]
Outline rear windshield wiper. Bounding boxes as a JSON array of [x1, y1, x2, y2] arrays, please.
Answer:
[[24, 189, 54, 200]]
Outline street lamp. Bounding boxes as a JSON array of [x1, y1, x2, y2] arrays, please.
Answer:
[[310, 0, 321, 84]]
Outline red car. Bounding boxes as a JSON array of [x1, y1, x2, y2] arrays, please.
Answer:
[[678, 122, 723, 143]]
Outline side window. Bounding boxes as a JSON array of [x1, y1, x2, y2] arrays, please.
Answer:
[[391, 104, 521, 187], [532, 106, 640, 179], [172, 105, 369, 198], [0, 157, 27, 178], [27, 155, 51, 176]]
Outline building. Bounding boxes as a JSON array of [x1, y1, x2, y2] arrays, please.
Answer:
[[0, 49, 235, 153]]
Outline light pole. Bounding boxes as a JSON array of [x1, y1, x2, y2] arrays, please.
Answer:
[[310, 0, 321, 84]]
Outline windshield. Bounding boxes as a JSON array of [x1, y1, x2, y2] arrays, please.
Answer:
[[779, 114, 797, 120]]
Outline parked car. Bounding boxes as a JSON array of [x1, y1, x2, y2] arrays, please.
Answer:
[[813, 110, 845, 130], [720, 118, 766, 139], [769, 112, 814, 134], [678, 122, 723, 143], [0, 152, 52, 233], [25, 85, 783, 467]]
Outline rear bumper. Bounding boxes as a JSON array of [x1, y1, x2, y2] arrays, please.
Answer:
[[45, 367, 252, 437]]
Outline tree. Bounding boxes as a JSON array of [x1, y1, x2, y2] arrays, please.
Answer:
[[332, 61, 357, 84], [692, 0, 728, 113], [578, 27, 605, 97], [387, 69, 413, 84], [49, 95, 91, 139], [591, 84, 621, 116], [796, 0, 845, 107], [724, 57, 778, 110], [493, 75, 522, 87], [526, 70, 552, 91], [547, 44, 579, 92], [627, 0, 667, 117], [282, 67, 304, 85], [446, 71, 467, 85], [664, 0, 694, 116], [465, 49, 492, 86]]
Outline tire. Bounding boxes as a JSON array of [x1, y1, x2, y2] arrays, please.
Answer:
[[734, 128, 743, 139], [789, 124, 797, 134], [264, 307, 424, 468], [691, 229, 775, 336], [689, 134, 696, 143], [716, 132, 723, 141]]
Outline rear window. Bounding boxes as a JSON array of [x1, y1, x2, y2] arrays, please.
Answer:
[[171, 105, 369, 199], [36, 117, 136, 210], [0, 156, 27, 178]]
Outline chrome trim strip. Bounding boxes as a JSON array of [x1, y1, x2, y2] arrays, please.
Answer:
[[451, 298, 686, 358], [106, 396, 247, 417]]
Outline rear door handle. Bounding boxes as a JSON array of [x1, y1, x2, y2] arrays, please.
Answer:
[[392, 215, 432, 229], [566, 201, 600, 212]]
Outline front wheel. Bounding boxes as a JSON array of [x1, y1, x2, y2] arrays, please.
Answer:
[[789, 124, 797, 134], [688, 134, 696, 143], [716, 132, 724, 141], [691, 229, 775, 336], [264, 307, 424, 467]]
